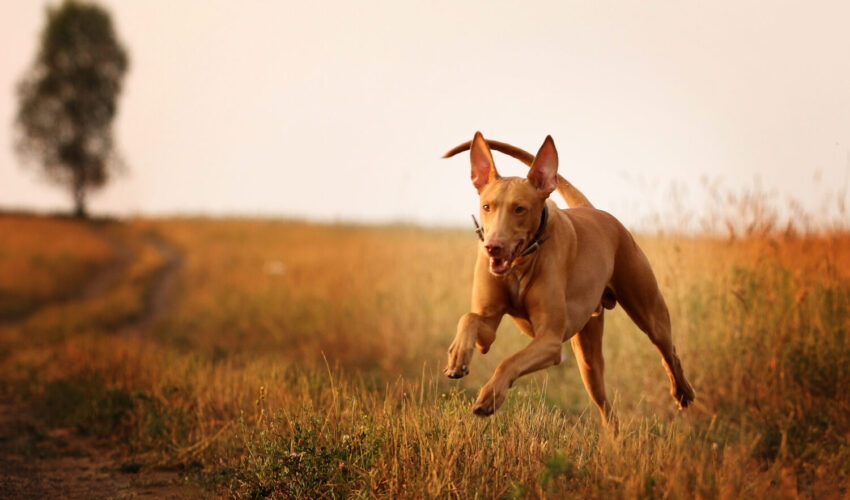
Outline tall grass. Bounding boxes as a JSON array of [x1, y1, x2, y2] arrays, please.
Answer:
[[0, 215, 112, 318], [0, 207, 848, 498]]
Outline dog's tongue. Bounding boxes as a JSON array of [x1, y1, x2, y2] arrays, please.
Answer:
[[490, 256, 511, 274]]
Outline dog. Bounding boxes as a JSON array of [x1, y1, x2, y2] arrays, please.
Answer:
[[442, 132, 695, 426]]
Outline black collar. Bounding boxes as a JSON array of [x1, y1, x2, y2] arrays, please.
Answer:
[[471, 203, 551, 257], [519, 204, 550, 257]]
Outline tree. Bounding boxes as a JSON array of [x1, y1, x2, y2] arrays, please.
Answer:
[[15, 0, 129, 218]]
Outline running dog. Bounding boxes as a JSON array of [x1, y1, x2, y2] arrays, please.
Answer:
[[443, 132, 695, 426]]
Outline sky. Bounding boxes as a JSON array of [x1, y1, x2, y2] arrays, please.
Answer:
[[1, 1, 849, 229]]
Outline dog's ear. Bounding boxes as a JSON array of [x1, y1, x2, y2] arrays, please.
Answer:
[[470, 131, 499, 192], [528, 135, 558, 196]]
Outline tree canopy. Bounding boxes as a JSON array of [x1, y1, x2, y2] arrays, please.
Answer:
[[15, 0, 129, 218]]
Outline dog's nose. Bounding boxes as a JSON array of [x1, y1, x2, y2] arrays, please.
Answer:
[[484, 241, 503, 257]]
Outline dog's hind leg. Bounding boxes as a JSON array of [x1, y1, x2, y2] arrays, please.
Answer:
[[637, 303, 695, 409], [618, 284, 695, 409], [614, 245, 696, 409], [571, 312, 618, 432]]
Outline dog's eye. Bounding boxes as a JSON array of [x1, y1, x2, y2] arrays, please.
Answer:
[[482, 204, 490, 212], [514, 206, 526, 214]]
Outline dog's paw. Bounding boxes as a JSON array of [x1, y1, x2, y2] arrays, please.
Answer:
[[471, 382, 506, 417], [444, 363, 469, 379], [673, 381, 696, 410], [445, 341, 473, 379], [472, 404, 494, 417]]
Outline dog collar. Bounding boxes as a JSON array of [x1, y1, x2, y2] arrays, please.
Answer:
[[471, 204, 550, 256], [519, 204, 550, 257]]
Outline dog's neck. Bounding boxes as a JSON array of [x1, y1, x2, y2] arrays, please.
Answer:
[[519, 203, 550, 258]]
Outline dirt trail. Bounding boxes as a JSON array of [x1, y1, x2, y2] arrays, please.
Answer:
[[0, 402, 189, 499], [0, 221, 193, 499], [122, 230, 183, 333]]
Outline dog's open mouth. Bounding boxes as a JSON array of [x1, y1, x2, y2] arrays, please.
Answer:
[[489, 242, 523, 275]]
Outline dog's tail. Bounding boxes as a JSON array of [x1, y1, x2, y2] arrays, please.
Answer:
[[442, 139, 594, 208]]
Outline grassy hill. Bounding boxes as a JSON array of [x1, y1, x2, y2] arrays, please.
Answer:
[[1, 213, 848, 498]]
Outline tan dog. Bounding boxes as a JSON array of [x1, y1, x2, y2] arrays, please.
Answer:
[[443, 132, 695, 426]]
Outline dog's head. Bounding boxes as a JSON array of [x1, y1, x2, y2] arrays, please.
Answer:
[[469, 132, 558, 275]]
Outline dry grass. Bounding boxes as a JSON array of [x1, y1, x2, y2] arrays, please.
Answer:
[[0, 215, 112, 318], [0, 212, 848, 498]]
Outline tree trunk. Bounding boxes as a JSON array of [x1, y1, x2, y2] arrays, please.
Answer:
[[72, 182, 88, 219]]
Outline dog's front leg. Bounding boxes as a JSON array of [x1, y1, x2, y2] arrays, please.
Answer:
[[444, 312, 501, 379], [471, 295, 568, 416], [471, 332, 563, 415]]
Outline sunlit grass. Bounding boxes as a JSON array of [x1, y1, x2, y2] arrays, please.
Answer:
[[0, 212, 848, 498], [0, 215, 112, 318]]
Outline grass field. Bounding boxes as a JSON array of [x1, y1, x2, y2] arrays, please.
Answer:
[[0, 212, 848, 498]]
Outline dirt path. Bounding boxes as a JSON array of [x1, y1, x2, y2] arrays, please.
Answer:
[[122, 230, 183, 333], [0, 222, 193, 499], [0, 401, 190, 499]]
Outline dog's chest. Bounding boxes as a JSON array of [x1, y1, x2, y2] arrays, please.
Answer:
[[504, 272, 531, 315]]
